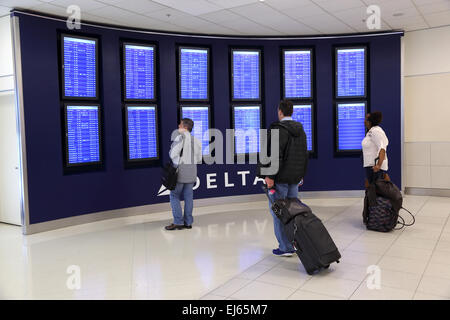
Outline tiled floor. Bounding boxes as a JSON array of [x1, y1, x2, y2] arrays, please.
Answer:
[[201, 195, 450, 300], [1, 195, 450, 300]]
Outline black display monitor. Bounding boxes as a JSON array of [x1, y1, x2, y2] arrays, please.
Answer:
[[282, 48, 313, 100], [61, 34, 99, 100], [180, 105, 211, 156], [232, 105, 262, 155], [292, 103, 314, 152], [336, 101, 367, 152], [125, 105, 159, 162], [231, 49, 261, 101], [178, 46, 210, 101], [335, 46, 367, 98], [63, 103, 102, 167], [123, 42, 156, 102]]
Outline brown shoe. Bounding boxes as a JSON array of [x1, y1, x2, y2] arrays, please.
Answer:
[[165, 224, 184, 231]]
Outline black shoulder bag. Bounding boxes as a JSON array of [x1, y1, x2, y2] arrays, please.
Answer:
[[160, 139, 184, 192]]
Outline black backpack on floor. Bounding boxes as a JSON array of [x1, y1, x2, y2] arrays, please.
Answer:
[[363, 176, 415, 232]]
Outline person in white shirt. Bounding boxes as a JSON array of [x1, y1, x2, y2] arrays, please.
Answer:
[[362, 111, 389, 187]]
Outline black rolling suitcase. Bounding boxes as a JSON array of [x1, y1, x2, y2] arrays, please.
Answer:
[[264, 187, 341, 275]]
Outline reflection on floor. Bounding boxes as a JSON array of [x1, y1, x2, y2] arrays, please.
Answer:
[[1, 195, 450, 300]]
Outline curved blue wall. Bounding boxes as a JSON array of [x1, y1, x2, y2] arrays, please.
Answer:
[[15, 12, 402, 224]]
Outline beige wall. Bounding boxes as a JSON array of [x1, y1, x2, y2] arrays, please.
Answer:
[[0, 15, 14, 92], [404, 25, 450, 190], [0, 15, 21, 225]]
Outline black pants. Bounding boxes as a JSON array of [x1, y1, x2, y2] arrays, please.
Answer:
[[365, 167, 387, 184]]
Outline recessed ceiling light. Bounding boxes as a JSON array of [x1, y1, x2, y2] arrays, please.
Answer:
[[393, 12, 404, 17]]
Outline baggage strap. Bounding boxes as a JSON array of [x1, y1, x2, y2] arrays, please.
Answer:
[[262, 185, 301, 251]]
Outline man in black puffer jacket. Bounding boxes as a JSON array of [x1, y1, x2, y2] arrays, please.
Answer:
[[258, 99, 308, 257]]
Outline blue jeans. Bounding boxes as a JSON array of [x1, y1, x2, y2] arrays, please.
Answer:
[[170, 183, 195, 226], [268, 183, 298, 252]]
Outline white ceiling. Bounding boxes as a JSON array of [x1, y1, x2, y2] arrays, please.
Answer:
[[1, 0, 449, 35]]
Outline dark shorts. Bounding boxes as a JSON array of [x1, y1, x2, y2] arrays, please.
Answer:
[[365, 167, 387, 184]]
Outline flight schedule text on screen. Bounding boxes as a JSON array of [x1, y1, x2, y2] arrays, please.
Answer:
[[232, 51, 260, 100], [127, 106, 158, 160], [336, 48, 366, 97], [181, 106, 210, 156], [337, 102, 366, 151], [292, 105, 313, 151], [66, 105, 100, 165], [284, 50, 312, 99], [180, 48, 208, 100], [233, 106, 261, 154], [125, 44, 155, 100], [63, 36, 97, 98]]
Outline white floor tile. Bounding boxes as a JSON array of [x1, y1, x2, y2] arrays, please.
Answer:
[[413, 292, 450, 300], [314, 262, 370, 282], [424, 263, 450, 280], [236, 264, 274, 281], [341, 249, 382, 267], [229, 280, 296, 300], [430, 251, 450, 266], [377, 269, 422, 291], [256, 266, 311, 289], [417, 276, 450, 298], [200, 294, 227, 300], [435, 239, 450, 253], [209, 278, 252, 297], [399, 228, 442, 241], [350, 285, 415, 300], [299, 276, 361, 299], [255, 255, 284, 267], [378, 256, 429, 275], [288, 290, 342, 300], [394, 237, 438, 250], [346, 238, 394, 255], [384, 244, 433, 261], [413, 215, 447, 225]]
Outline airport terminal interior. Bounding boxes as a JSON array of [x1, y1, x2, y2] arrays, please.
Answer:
[[1, 0, 450, 301]]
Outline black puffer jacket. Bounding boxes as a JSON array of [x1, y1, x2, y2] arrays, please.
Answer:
[[258, 120, 308, 184]]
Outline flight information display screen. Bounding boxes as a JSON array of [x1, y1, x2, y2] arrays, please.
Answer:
[[126, 106, 158, 161], [283, 50, 312, 99], [181, 106, 210, 156], [336, 102, 366, 151], [62, 35, 97, 99], [336, 47, 366, 98], [232, 50, 260, 100], [124, 44, 155, 100], [292, 104, 313, 152], [233, 105, 261, 154], [65, 105, 101, 165], [179, 47, 209, 100]]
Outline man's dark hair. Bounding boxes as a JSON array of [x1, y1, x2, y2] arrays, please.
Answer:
[[181, 118, 194, 132], [368, 111, 383, 127], [278, 99, 294, 117]]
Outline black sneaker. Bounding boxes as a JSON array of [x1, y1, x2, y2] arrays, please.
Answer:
[[165, 224, 184, 231], [184, 224, 192, 229]]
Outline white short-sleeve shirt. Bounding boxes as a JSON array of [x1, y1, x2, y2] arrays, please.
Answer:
[[362, 126, 389, 170]]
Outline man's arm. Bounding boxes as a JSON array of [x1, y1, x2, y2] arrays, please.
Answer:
[[265, 124, 289, 183], [169, 134, 184, 164]]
